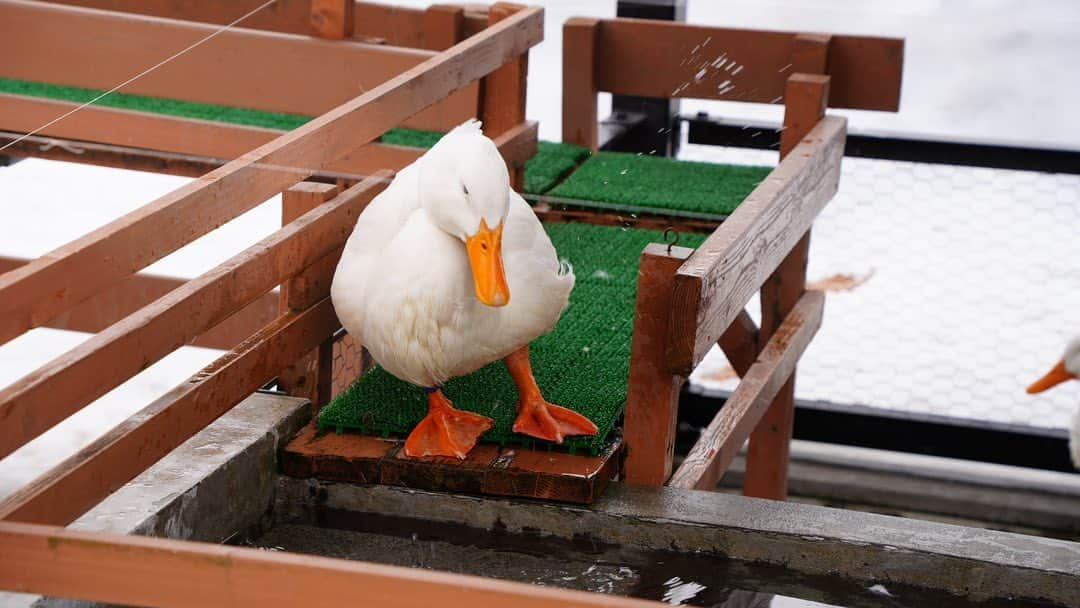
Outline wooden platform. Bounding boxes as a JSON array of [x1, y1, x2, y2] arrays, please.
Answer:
[[279, 425, 621, 504]]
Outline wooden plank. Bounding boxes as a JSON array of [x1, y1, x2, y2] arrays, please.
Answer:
[[278, 183, 341, 411], [561, 17, 600, 150], [0, 256, 277, 351], [0, 5, 543, 347], [665, 115, 846, 375], [668, 290, 824, 490], [421, 4, 465, 51], [0, 521, 659, 608], [592, 18, 902, 111], [280, 426, 621, 505], [0, 299, 339, 526], [743, 73, 830, 501], [481, 3, 530, 191], [309, 0, 354, 39], [717, 309, 759, 377], [0, 175, 391, 461], [0, 0, 478, 132], [623, 244, 693, 486]]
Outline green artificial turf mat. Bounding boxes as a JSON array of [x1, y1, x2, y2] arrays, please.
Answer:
[[318, 222, 706, 453], [548, 151, 772, 218], [1, 77, 586, 195]]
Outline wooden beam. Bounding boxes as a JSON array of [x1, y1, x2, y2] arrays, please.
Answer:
[[717, 309, 759, 377], [0, 299, 340, 526], [0, 0, 478, 132], [0, 175, 391, 461], [309, 0, 354, 39], [591, 18, 902, 111], [0, 522, 660, 607], [743, 73, 830, 501], [481, 3, 530, 191], [668, 290, 824, 490], [561, 17, 600, 150], [0, 5, 543, 346], [623, 244, 693, 486], [421, 4, 465, 51], [0, 256, 276, 351], [665, 115, 846, 375]]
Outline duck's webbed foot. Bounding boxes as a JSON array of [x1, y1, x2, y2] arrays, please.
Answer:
[[504, 345, 598, 444], [404, 389, 494, 459]]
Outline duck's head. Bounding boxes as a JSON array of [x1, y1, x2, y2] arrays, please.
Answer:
[[418, 121, 511, 307], [1027, 336, 1080, 394]]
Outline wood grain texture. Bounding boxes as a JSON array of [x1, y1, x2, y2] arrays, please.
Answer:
[[421, 4, 465, 50], [623, 244, 694, 486], [744, 73, 830, 500], [0, 175, 390, 460], [309, 0, 354, 39], [717, 309, 759, 377], [0, 5, 543, 346], [665, 115, 846, 375], [0, 299, 340, 526], [481, 3, 531, 190], [668, 290, 824, 490], [280, 426, 621, 505], [561, 17, 600, 149], [592, 18, 902, 110], [0, 0, 478, 132], [0, 521, 660, 607]]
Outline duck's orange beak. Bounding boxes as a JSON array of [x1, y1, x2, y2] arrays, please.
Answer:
[[465, 218, 509, 307], [1027, 359, 1076, 394]]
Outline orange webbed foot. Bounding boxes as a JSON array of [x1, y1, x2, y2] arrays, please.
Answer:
[[512, 398, 598, 444], [404, 390, 494, 459]]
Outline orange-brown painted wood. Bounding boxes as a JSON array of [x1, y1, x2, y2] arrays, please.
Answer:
[[0, 521, 661, 607], [0, 6, 543, 347], [668, 290, 824, 490], [309, 0, 354, 39], [623, 243, 694, 486], [281, 426, 621, 504], [717, 309, 760, 377], [591, 18, 901, 110], [421, 4, 465, 50], [744, 73, 830, 501], [0, 299, 340, 526], [561, 17, 600, 150], [278, 184, 341, 411], [665, 115, 846, 375], [481, 3, 530, 190], [0, 175, 391, 461], [0, 256, 277, 351], [0, 0, 478, 133]]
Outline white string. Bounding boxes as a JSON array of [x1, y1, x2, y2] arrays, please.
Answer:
[[0, 0, 280, 154]]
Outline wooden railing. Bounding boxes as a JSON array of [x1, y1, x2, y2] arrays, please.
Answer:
[[566, 17, 902, 496]]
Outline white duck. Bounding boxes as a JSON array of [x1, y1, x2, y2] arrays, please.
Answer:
[[331, 120, 597, 459], [1027, 336, 1080, 468]]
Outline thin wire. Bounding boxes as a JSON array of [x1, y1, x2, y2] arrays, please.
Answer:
[[0, 0, 279, 154]]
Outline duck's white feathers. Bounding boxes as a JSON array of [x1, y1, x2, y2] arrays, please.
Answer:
[[331, 141, 573, 388]]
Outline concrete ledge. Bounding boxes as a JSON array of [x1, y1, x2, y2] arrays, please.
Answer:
[[278, 479, 1080, 606]]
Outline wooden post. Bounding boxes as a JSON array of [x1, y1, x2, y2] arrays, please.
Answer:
[[743, 70, 831, 500], [561, 17, 600, 150], [480, 3, 529, 191], [278, 182, 341, 411], [421, 4, 465, 51], [624, 243, 694, 486], [310, 0, 355, 40]]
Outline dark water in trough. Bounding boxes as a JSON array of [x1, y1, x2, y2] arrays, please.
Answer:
[[243, 510, 1061, 608]]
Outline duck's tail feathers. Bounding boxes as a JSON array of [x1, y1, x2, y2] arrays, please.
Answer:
[[449, 118, 484, 135]]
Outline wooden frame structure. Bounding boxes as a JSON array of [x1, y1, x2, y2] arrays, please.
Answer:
[[563, 17, 902, 495]]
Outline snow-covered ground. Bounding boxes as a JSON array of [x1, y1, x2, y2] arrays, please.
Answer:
[[1, 0, 1077, 498]]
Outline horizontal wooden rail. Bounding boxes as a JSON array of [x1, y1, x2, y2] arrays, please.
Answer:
[[592, 18, 902, 111], [0, 298, 339, 525], [0, 4, 543, 347], [0, 256, 276, 351], [666, 115, 845, 375], [0, 175, 390, 460], [36, 0, 490, 48], [668, 290, 824, 490], [0, 0, 477, 132], [0, 522, 658, 607], [0, 95, 539, 178]]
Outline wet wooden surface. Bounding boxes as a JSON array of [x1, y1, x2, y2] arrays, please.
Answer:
[[281, 425, 621, 505]]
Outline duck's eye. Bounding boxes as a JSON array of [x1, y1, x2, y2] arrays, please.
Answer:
[[462, 184, 469, 196]]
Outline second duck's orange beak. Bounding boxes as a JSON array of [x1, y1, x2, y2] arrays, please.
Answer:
[[1027, 359, 1076, 394], [465, 218, 509, 307]]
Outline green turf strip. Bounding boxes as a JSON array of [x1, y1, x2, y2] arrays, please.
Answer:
[[0, 77, 587, 195], [318, 222, 706, 454], [548, 151, 772, 218]]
